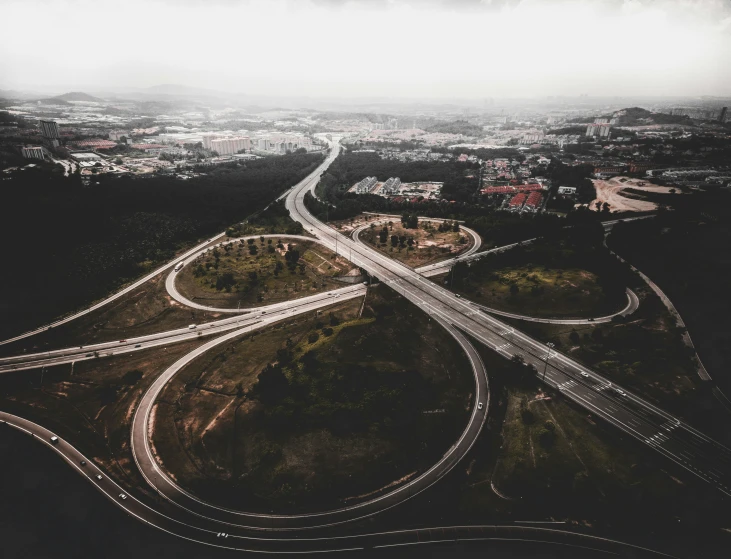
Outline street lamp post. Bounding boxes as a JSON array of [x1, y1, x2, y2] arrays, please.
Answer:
[[542, 342, 555, 384]]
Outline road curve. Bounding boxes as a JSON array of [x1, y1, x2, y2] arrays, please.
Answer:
[[351, 223, 639, 325], [0, 150, 339, 348], [165, 234, 362, 313], [1, 412, 673, 556], [472, 287, 640, 325], [131, 309, 489, 530]]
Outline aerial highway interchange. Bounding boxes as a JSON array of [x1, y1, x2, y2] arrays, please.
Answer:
[[0, 137, 729, 554]]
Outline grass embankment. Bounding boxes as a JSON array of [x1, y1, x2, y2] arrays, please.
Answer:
[[507, 285, 731, 444], [151, 286, 474, 513], [445, 227, 628, 318], [448, 265, 610, 318], [360, 218, 471, 268], [0, 340, 205, 500], [176, 238, 356, 309], [457, 349, 730, 537], [0, 272, 210, 357]]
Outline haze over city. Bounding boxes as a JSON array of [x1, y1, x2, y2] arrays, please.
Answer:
[[2, 0, 731, 99]]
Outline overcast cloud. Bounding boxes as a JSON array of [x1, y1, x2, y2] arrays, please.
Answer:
[[1, 0, 729, 98]]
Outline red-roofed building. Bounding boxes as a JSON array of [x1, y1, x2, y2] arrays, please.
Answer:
[[509, 193, 527, 208], [524, 192, 543, 210]]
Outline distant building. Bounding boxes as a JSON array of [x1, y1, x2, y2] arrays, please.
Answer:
[[69, 139, 117, 150], [629, 162, 654, 174], [38, 120, 60, 140], [586, 123, 611, 138], [593, 165, 625, 177], [210, 137, 251, 155], [21, 146, 49, 160], [557, 186, 576, 195], [594, 118, 610, 124], [720, 107, 728, 123], [108, 130, 128, 141], [354, 176, 378, 194], [381, 177, 401, 194]]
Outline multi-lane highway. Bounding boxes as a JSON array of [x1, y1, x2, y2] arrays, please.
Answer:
[[288, 139, 731, 499], [0, 284, 366, 373], [0, 136, 729, 554]]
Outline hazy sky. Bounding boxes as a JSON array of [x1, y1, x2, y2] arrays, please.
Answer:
[[1, 0, 730, 98]]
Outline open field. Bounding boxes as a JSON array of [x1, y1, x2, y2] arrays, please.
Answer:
[[590, 176, 682, 213], [0, 272, 211, 357], [151, 286, 474, 513], [444, 236, 628, 319], [453, 347, 730, 539], [359, 219, 472, 268], [446, 265, 616, 319], [176, 238, 357, 309]]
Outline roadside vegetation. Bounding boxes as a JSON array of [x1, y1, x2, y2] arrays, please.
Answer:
[[607, 191, 731, 395], [176, 237, 357, 308], [151, 286, 474, 513], [0, 340, 206, 499], [359, 216, 471, 268], [0, 152, 323, 340], [444, 221, 629, 318], [453, 348, 731, 542], [0, 272, 208, 357]]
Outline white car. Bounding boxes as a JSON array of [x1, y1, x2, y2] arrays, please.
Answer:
[[580, 371, 590, 378], [119, 493, 127, 500], [477, 402, 483, 410], [615, 389, 627, 396], [96, 474, 103, 481]]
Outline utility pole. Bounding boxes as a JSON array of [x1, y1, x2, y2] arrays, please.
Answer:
[[542, 342, 555, 384]]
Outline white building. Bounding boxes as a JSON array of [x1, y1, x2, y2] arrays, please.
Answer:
[[210, 137, 251, 155], [381, 177, 401, 194], [355, 176, 378, 194], [22, 146, 49, 160]]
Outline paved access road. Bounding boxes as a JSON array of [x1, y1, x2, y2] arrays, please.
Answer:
[[288, 139, 731, 499]]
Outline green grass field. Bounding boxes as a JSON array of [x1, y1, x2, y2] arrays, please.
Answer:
[[176, 238, 357, 308], [151, 286, 475, 513], [448, 264, 617, 318]]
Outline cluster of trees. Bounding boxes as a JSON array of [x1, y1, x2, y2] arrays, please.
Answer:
[[607, 190, 731, 390], [0, 153, 323, 338], [250, 347, 431, 436], [423, 119, 484, 137], [544, 159, 596, 204], [446, 218, 631, 311]]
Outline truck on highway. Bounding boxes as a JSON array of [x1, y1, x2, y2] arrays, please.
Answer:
[[174, 262, 184, 272]]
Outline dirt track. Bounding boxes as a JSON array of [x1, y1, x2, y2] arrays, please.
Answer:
[[589, 176, 679, 212]]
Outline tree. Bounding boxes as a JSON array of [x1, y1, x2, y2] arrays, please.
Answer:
[[569, 330, 580, 344], [252, 364, 289, 405], [509, 283, 520, 296], [379, 227, 388, 244]]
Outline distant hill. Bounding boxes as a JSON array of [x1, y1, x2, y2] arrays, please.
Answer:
[[54, 91, 103, 102], [37, 91, 103, 104], [611, 107, 693, 126]]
